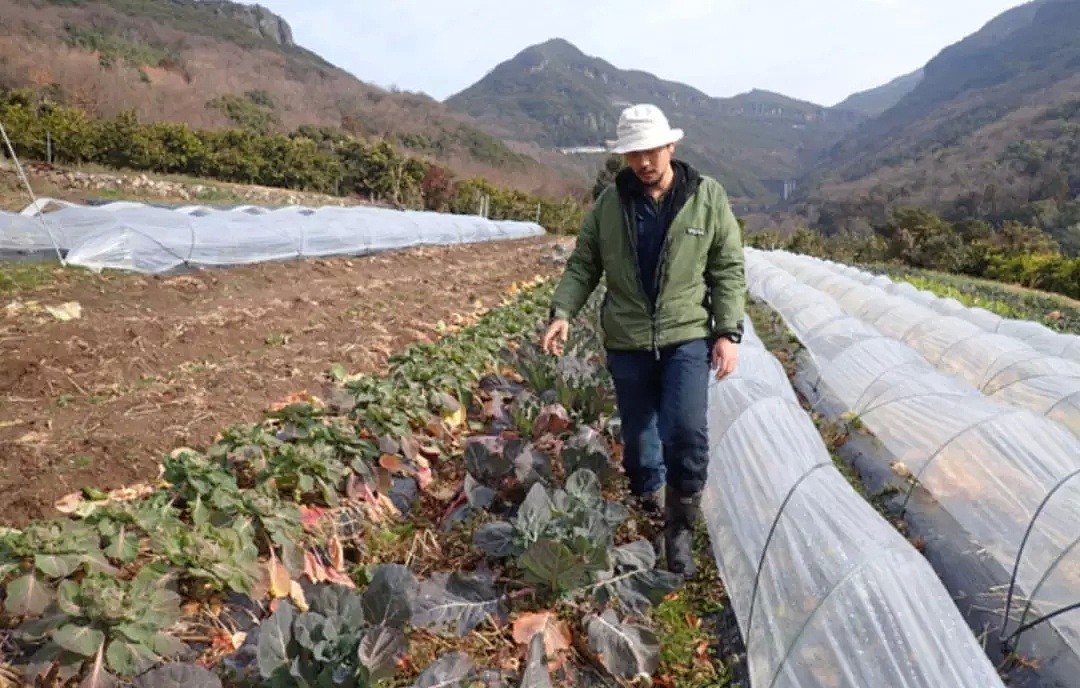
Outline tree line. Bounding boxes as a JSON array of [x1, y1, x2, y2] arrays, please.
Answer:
[[0, 89, 586, 234], [748, 207, 1080, 300]]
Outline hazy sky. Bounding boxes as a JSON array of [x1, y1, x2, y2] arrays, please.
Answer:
[[244, 0, 1028, 106]]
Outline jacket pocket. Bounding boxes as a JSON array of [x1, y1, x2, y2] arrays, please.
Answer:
[[602, 296, 643, 350]]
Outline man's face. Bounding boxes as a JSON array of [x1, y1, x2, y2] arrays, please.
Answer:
[[624, 144, 674, 187]]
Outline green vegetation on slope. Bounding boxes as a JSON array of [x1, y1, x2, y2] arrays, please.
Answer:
[[46, 0, 324, 59], [1, 0, 564, 192], [62, 23, 179, 71], [798, 1, 1080, 251], [747, 206, 1080, 301], [0, 89, 587, 233], [822, 0, 1078, 180], [881, 267, 1080, 334], [205, 91, 279, 134]]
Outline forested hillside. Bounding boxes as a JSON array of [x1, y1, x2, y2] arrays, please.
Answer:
[[0, 0, 579, 195], [796, 0, 1080, 255]]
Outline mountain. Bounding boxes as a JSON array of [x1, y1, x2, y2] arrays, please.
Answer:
[[796, 0, 1080, 253], [0, 0, 577, 194], [446, 38, 867, 205], [821, 0, 1065, 173], [833, 69, 924, 116]]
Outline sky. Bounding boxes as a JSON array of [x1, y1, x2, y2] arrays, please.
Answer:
[[243, 0, 1029, 106]]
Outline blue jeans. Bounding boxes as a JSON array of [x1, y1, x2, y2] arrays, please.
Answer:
[[606, 338, 710, 495]]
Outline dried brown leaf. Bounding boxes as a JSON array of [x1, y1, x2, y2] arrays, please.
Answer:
[[300, 506, 330, 531], [379, 453, 411, 475], [303, 550, 329, 584], [401, 435, 421, 462], [290, 580, 310, 612], [328, 537, 345, 571], [533, 405, 571, 437], [511, 610, 572, 658], [415, 456, 433, 491], [268, 552, 291, 599]]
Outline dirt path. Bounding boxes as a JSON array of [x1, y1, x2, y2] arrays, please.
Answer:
[[0, 237, 566, 526]]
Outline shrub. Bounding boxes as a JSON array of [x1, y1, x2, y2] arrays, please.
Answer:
[[0, 90, 587, 231], [755, 205, 1080, 302]]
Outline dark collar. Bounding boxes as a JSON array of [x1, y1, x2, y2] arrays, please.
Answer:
[[615, 158, 701, 209]]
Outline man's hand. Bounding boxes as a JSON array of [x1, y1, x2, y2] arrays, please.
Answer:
[[542, 318, 570, 356], [711, 337, 738, 380]]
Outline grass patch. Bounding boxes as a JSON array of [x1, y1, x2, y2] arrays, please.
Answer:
[[0, 260, 107, 297], [653, 528, 743, 687], [88, 184, 252, 206], [0, 261, 61, 295]]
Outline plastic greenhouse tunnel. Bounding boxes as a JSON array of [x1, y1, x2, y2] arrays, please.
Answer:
[[761, 251, 1080, 438], [0, 199, 546, 274], [701, 318, 1005, 687], [822, 257, 1080, 364], [745, 250, 1080, 688]]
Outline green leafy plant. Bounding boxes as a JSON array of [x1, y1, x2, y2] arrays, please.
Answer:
[[560, 426, 620, 483], [551, 355, 615, 425], [151, 514, 261, 596], [256, 565, 415, 687], [509, 393, 543, 438], [13, 569, 184, 684], [260, 443, 353, 506], [0, 280, 718, 687], [473, 470, 679, 609], [461, 436, 552, 509], [0, 522, 117, 618], [160, 450, 304, 563], [504, 342, 558, 396]]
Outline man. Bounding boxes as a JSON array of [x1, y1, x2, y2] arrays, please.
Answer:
[[541, 103, 746, 577]]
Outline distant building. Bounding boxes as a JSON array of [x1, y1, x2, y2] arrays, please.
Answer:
[[763, 179, 798, 201], [557, 146, 608, 155]]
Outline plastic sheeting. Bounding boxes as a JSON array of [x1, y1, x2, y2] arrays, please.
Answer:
[[0, 199, 546, 274], [821, 258, 1080, 364], [746, 250, 1080, 677], [702, 319, 1004, 687], [759, 251, 1080, 438]]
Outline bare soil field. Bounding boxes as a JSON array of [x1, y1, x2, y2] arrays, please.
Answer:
[[0, 236, 566, 526]]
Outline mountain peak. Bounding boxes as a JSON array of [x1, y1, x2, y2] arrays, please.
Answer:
[[198, 0, 295, 47], [517, 37, 587, 62], [727, 88, 818, 107], [447, 41, 865, 204]]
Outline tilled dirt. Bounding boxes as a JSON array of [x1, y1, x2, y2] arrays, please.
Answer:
[[0, 237, 567, 526]]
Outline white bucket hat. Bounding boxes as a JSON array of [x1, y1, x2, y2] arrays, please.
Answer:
[[607, 103, 684, 154]]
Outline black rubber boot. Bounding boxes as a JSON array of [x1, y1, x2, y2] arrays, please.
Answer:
[[665, 488, 702, 578]]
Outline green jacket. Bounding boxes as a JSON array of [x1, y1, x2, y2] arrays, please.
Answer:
[[550, 160, 746, 353]]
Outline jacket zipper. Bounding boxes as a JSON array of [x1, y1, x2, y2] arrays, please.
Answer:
[[621, 200, 659, 358], [653, 174, 702, 358], [622, 176, 694, 360], [651, 221, 677, 360]]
